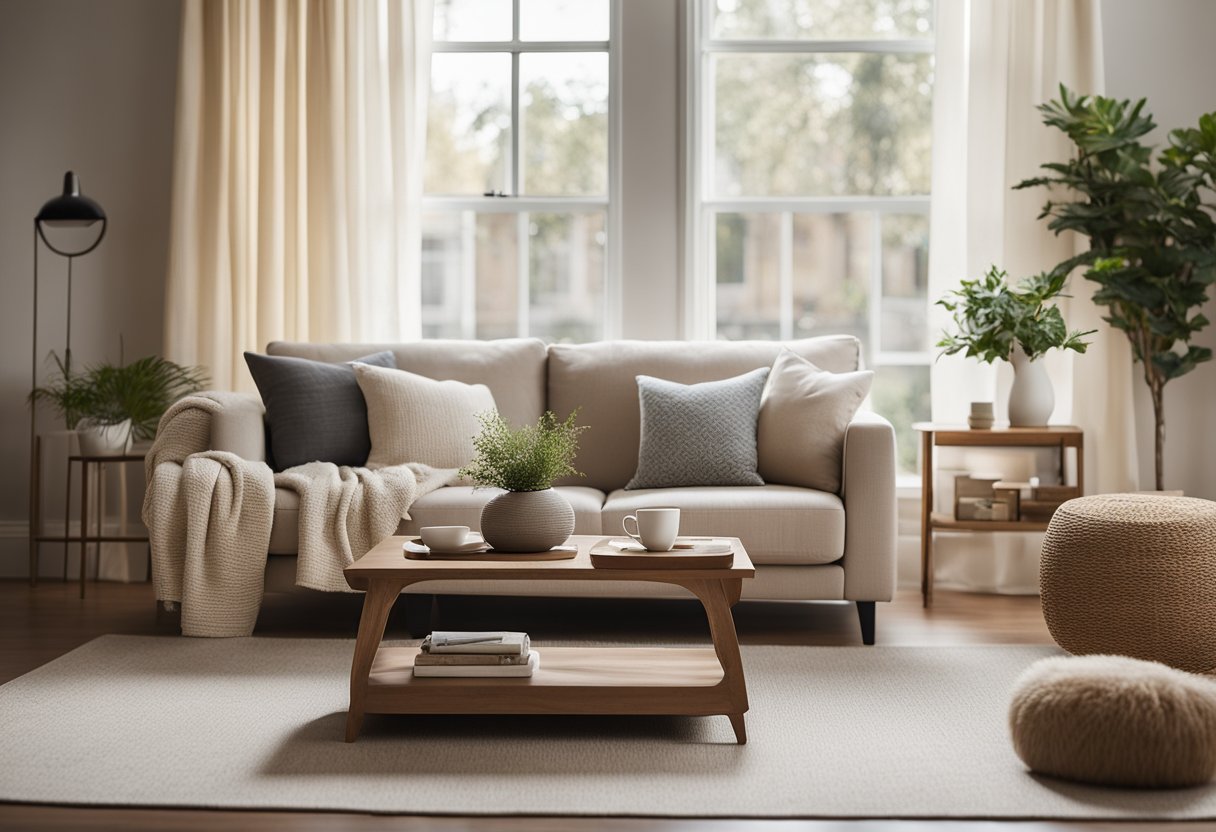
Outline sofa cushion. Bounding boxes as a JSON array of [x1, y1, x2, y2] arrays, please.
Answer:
[[601, 485, 844, 566], [245, 350, 396, 471], [401, 486, 605, 536], [757, 348, 873, 494], [266, 338, 547, 429], [547, 336, 861, 492], [627, 369, 768, 489], [353, 363, 496, 471], [267, 485, 605, 555]]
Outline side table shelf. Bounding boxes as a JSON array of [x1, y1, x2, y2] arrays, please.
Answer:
[[28, 435, 150, 598], [914, 423, 1084, 608]]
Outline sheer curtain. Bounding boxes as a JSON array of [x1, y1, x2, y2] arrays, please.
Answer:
[[926, 0, 1139, 593], [165, 0, 432, 391]]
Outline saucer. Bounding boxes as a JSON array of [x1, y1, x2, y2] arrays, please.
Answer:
[[405, 533, 490, 556]]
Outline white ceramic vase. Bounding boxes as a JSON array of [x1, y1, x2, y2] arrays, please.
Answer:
[[1007, 347, 1054, 427], [479, 488, 575, 553], [75, 418, 133, 456]]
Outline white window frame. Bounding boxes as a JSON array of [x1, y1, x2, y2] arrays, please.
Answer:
[[682, 0, 933, 370], [424, 0, 622, 340]]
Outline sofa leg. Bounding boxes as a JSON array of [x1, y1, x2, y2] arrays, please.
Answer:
[[856, 601, 876, 645], [406, 593, 437, 639]]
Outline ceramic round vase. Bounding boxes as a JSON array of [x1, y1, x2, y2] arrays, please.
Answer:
[[1007, 347, 1054, 427], [75, 418, 133, 456], [479, 488, 575, 553]]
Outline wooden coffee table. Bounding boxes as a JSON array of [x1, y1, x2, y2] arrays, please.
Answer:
[[342, 534, 755, 744]]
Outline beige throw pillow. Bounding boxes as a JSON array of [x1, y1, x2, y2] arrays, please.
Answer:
[[352, 363, 497, 470], [757, 348, 873, 494]]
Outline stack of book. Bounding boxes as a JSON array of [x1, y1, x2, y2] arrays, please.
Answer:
[[413, 631, 539, 678]]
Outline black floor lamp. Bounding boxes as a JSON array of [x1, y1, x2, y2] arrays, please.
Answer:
[[29, 171, 107, 584]]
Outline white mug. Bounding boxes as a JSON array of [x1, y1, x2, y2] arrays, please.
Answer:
[[420, 525, 470, 551], [622, 508, 680, 552]]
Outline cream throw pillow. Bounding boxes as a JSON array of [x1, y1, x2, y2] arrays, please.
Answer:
[[757, 348, 873, 494], [352, 363, 496, 470]]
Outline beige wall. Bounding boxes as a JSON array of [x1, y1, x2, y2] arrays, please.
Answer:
[[0, 0, 181, 576], [1102, 0, 1216, 499], [619, 0, 681, 339]]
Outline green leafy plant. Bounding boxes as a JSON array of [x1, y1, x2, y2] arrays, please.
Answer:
[[30, 352, 208, 441], [936, 266, 1094, 363], [1015, 85, 1216, 489], [458, 410, 588, 492]]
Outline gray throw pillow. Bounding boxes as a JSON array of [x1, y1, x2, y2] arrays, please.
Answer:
[[626, 367, 770, 490], [244, 350, 397, 471]]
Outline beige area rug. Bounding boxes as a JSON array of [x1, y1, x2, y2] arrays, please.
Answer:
[[1, 636, 1215, 819]]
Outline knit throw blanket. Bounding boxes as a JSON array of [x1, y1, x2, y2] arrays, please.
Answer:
[[142, 394, 453, 637]]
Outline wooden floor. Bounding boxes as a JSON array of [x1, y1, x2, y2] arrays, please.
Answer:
[[0, 580, 1207, 831]]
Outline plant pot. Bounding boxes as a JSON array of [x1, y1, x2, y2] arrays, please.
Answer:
[[75, 418, 133, 456], [1008, 347, 1054, 427], [479, 488, 575, 553]]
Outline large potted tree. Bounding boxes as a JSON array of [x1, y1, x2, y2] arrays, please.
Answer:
[[1016, 86, 1216, 489]]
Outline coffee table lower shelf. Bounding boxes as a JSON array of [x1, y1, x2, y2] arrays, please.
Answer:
[[366, 646, 740, 724]]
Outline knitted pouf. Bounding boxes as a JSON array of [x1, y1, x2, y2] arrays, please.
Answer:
[[1040, 493, 1216, 674], [1009, 654, 1216, 788]]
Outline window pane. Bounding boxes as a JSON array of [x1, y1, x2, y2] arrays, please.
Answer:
[[426, 53, 511, 195], [433, 0, 512, 41], [520, 0, 609, 41], [792, 213, 871, 354], [715, 212, 781, 340], [475, 214, 521, 339], [421, 212, 464, 338], [528, 212, 606, 342], [880, 213, 929, 352], [871, 364, 930, 475], [520, 53, 609, 196], [712, 0, 933, 40], [714, 52, 933, 197], [421, 212, 519, 339]]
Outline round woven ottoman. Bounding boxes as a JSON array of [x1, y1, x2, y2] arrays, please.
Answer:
[[1040, 493, 1216, 673], [1009, 654, 1216, 788]]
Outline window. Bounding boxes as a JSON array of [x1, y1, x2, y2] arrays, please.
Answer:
[[686, 0, 934, 474], [423, 0, 617, 343]]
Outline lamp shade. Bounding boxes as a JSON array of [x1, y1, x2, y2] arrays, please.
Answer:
[[35, 171, 107, 255]]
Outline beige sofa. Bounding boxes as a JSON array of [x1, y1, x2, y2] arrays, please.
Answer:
[[209, 336, 897, 643]]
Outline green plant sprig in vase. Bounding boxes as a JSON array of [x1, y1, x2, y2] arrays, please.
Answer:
[[936, 266, 1095, 427], [460, 410, 589, 553], [459, 410, 587, 492]]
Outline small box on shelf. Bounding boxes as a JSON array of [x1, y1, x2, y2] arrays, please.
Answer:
[[1032, 484, 1081, 502]]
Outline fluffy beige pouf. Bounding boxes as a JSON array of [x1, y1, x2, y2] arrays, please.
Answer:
[[1010, 655, 1216, 788], [1040, 493, 1216, 674]]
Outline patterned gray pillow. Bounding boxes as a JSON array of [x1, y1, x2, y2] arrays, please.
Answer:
[[626, 368, 770, 490]]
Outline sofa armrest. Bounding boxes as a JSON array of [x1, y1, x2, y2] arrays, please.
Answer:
[[841, 409, 897, 601], [209, 392, 267, 462]]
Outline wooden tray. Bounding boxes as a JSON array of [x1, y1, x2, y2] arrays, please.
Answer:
[[403, 539, 577, 562], [589, 538, 735, 570]]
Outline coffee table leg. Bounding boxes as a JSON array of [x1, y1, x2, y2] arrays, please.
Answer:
[[346, 580, 401, 743], [687, 578, 749, 744]]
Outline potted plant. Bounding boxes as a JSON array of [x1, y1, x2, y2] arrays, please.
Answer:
[[459, 410, 588, 553], [937, 266, 1094, 426], [1016, 86, 1216, 489], [30, 352, 208, 455]]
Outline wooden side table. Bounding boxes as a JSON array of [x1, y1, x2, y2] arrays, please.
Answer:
[[914, 424, 1083, 608], [29, 437, 149, 598]]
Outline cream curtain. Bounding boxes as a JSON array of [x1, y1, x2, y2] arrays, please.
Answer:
[[926, 0, 1139, 593], [165, 0, 433, 391]]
